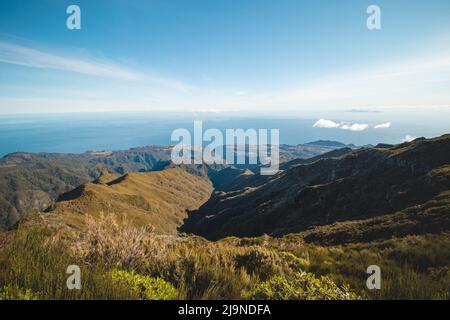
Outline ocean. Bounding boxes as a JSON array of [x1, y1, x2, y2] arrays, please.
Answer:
[[0, 111, 449, 157]]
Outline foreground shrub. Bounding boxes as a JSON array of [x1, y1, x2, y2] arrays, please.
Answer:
[[59, 213, 168, 271], [242, 273, 360, 300], [158, 243, 253, 299], [110, 270, 177, 300], [0, 225, 142, 299], [279, 251, 310, 271], [235, 247, 284, 280], [302, 234, 450, 299], [0, 285, 40, 300]]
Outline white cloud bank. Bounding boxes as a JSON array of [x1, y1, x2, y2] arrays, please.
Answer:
[[312, 119, 369, 132], [402, 135, 417, 143], [340, 123, 369, 132], [312, 118, 340, 128], [374, 122, 392, 129]]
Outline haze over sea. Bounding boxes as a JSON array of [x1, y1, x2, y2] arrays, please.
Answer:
[[0, 109, 449, 157]]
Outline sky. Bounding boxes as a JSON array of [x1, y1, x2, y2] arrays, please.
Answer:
[[0, 0, 450, 117]]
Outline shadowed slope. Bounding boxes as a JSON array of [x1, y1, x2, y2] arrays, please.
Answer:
[[182, 135, 450, 240]]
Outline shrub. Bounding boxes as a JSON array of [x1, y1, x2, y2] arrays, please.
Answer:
[[58, 213, 168, 271], [239, 237, 266, 246], [0, 285, 40, 300], [242, 273, 360, 300], [158, 243, 252, 299], [0, 224, 142, 300], [235, 248, 283, 280], [279, 251, 310, 271], [110, 270, 177, 300]]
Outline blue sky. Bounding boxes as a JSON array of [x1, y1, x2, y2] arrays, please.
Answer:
[[0, 0, 449, 116]]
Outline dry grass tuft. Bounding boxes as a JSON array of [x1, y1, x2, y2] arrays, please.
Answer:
[[53, 212, 170, 271]]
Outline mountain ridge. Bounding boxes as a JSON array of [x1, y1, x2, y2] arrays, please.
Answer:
[[0, 141, 353, 230], [181, 134, 450, 239], [44, 168, 213, 235]]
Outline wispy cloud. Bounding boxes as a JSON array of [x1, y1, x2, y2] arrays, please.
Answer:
[[313, 119, 369, 132], [374, 122, 392, 129], [190, 108, 241, 113], [346, 109, 381, 113], [1, 36, 449, 114], [251, 52, 450, 112], [0, 41, 142, 80], [0, 40, 192, 91]]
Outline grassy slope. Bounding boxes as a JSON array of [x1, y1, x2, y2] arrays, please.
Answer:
[[0, 147, 173, 229], [44, 168, 213, 235]]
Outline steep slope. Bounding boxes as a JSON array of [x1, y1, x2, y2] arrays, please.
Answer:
[[278, 140, 357, 162], [279, 147, 353, 170], [299, 188, 450, 245], [0, 146, 173, 229], [0, 141, 355, 230], [181, 135, 450, 240], [44, 168, 213, 234], [208, 148, 354, 193]]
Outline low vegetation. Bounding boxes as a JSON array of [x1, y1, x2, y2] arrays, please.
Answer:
[[110, 270, 177, 300], [1, 212, 448, 300], [242, 273, 360, 300]]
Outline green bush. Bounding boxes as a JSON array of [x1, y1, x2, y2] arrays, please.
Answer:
[[235, 248, 283, 280], [0, 285, 40, 300], [279, 251, 310, 271], [242, 273, 360, 300], [239, 237, 266, 246], [110, 270, 177, 300], [0, 225, 142, 300]]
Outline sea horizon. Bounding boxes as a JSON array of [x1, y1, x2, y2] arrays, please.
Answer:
[[1, 110, 449, 157]]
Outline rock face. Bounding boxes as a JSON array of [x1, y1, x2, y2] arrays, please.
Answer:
[[181, 135, 450, 240]]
